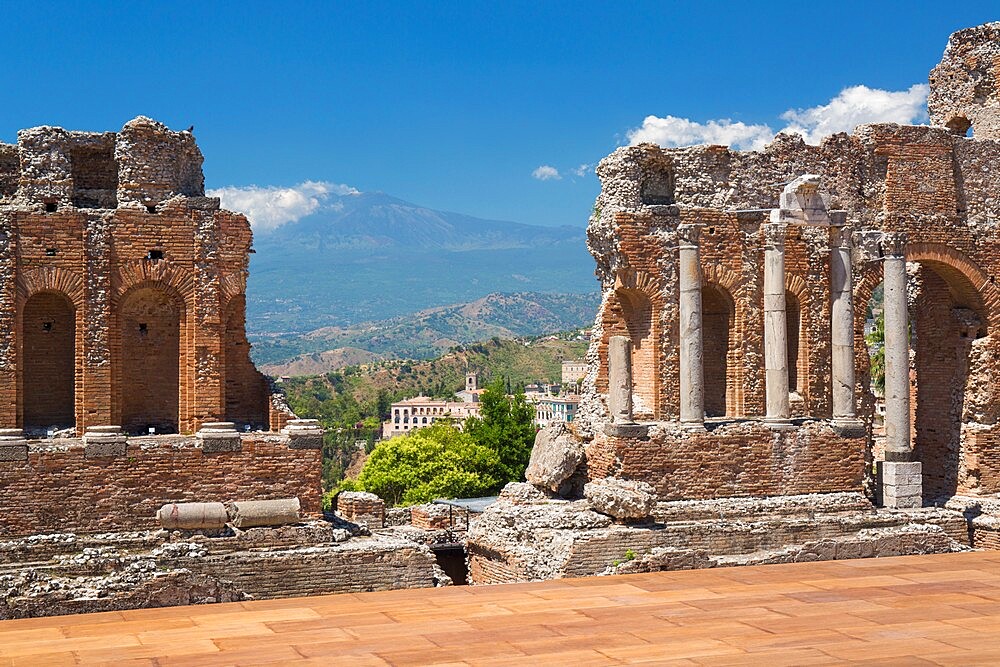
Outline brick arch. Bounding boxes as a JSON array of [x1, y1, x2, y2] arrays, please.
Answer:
[[112, 259, 196, 305], [702, 281, 739, 417], [613, 266, 662, 294], [784, 274, 812, 407], [16, 266, 84, 308], [219, 272, 246, 305], [599, 268, 662, 419], [906, 242, 997, 332]]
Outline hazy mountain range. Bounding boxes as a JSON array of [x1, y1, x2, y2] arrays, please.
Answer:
[[246, 191, 598, 334], [242, 191, 600, 368]]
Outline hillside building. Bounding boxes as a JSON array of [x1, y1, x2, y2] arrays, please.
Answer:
[[383, 395, 481, 438]]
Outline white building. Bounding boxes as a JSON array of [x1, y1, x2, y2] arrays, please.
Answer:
[[533, 394, 580, 428], [561, 360, 587, 387], [383, 396, 482, 438]]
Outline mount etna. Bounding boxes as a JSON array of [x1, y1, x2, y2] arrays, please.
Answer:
[[240, 191, 600, 367]]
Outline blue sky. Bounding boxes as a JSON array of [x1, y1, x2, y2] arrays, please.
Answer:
[[1, 2, 996, 228]]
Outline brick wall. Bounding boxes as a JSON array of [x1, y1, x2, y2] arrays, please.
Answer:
[[0, 434, 320, 537], [585, 421, 864, 500]]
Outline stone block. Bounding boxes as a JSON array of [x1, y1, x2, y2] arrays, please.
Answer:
[[84, 440, 127, 458], [585, 477, 656, 520], [283, 419, 324, 450], [602, 423, 649, 439], [525, 424, 584, 493], [0, 443, 28, 462], [197, 422, 242, 454], [879, 461, 923, 486]]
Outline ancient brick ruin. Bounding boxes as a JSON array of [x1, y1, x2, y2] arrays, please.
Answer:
[[466, 23, 1000, 583], [0, 116, 286, 437]]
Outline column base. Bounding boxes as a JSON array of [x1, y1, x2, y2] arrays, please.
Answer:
[[831, 417, 866, 438], [197, 422, 242, 454], [603, 423, 650, 439], [83, 426, 127, 458], [762, 417, 795, 431], [679, 420, 706, 432], [878, 461, 922, 509], [0, 429, 27, 462]]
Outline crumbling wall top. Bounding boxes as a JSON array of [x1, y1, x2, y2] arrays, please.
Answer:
[[929, 22, 1000, 139]]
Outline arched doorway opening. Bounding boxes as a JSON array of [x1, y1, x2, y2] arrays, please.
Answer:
[[119, 286, 182, 434], [616, 288, 656, 419], [22, 291, 76, 434], [703, 284, 734, 417], [911, 260, 989, 499]]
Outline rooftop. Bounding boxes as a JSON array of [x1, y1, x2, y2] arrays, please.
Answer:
[[2, 551, 999, 665]]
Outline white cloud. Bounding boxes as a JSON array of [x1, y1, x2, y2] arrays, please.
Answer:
[[532, 165, 562, 181], [627, 116, 775, 151], [627, 83, 930, 151], [572, 163, 593, 177], [207, 180, 359, 231], [779, 84, 929, 144]]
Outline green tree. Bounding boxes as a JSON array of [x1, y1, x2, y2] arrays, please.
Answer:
[[354, 422, 501, 505], [464, 377, 536, 488], [865, 311, 886, 395]]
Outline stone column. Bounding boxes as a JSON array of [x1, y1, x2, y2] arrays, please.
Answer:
[[608, 335, 634, 424], [830, 225, 857, 422], [678, 224, 705, 428], [879, 231, 921, 508], [763, 223, 791, 423]]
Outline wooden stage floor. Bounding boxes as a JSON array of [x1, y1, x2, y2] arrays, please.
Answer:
[[3, 551, 1000, 665]]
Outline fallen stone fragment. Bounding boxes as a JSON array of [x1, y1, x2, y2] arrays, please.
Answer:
[[584, 478, 656, 520]]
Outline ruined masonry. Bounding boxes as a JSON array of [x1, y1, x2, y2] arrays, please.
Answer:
[[467, 23, 1000, 583]]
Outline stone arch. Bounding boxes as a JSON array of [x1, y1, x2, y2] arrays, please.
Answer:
[[114, 281, 187, 434]]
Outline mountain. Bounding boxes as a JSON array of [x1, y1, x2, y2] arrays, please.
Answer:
[[246, 192, 597, 333], [250, 291, 600, 370]]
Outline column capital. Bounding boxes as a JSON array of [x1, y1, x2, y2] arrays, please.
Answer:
[[830, 225, 854, 249], [676, 223, 704, 248], [880, 231, 907, 258], [762, 222, 788, 251]]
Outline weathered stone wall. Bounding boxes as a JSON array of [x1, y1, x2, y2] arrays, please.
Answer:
[[585, 421, 865, 499], [577, 24, 1000, 502], [0, 434, 320, 537], [0, 117, 284, 435]]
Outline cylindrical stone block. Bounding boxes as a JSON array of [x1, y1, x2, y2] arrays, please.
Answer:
[[157, 502, 229, 530], [608, 335, 634, 424], [678, 224, 705, 425], [882, 233, 911, 460], [830, 226, 857, 420], [763, 223, 790, 421], [229, 497, 301, 529]]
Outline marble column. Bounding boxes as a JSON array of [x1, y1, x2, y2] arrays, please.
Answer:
[[830, 225, 857, 422], [678, 224, 705, 427], [882, 232, 910, 460], [608, 335, 634, 424], [879, 231, 921, 509], [763, 223, 790, 422]]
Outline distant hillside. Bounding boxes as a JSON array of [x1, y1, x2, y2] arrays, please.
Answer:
[[245, 192, 597, 332], [261, 347, 377, 376], [283, 336, 589, 426], [251, 291, 600, 368]]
